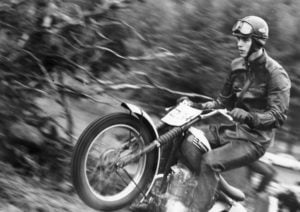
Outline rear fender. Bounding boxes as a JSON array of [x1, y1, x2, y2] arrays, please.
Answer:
[[121, 102, 161, 197]]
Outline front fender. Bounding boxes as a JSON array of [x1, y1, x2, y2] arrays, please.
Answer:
[[121, 102, 161, 197], [121, 102, 159, 138]]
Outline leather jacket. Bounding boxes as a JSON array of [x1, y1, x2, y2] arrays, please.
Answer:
[[214, 50, 291, 145]]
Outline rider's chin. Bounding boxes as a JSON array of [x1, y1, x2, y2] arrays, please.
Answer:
[[239, 50, 246, 57]]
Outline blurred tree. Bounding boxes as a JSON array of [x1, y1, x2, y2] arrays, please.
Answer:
[[0, 0, 146, 185]]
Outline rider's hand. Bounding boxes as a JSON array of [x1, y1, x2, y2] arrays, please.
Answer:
[[229, 108, 251, 123], [199, 101, 217, 110], [177, 96, 193, 106]]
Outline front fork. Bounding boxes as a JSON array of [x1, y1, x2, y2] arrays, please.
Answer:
[[116, 126, 184, 168]]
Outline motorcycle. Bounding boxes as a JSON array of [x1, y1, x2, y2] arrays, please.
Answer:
[[71, 101, 248, 212]]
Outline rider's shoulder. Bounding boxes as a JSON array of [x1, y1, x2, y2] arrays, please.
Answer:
[[264, 53, 290, 82], [231, 57, 246, 72], [265, 54, 285, 74]]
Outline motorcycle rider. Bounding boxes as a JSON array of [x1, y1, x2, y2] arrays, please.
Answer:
[[180, 16, 291, 211]]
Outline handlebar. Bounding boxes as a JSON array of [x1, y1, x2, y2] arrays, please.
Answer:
[[176, 99, 233, 121], [162, 102, 234, 128], [200, 109, 233, 122]]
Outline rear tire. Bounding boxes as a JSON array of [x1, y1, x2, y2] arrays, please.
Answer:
[[71, 113, 157, 211]]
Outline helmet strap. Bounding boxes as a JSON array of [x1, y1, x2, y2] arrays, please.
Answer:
[[246, 38, 262, 60]]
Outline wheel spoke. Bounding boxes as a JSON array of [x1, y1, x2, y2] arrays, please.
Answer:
[[120, 167, 148, 200], [72, 114, 156, 211], [119, 130, 143, 150], [84, 124, 147, 200], [115, 169, 133, 188]]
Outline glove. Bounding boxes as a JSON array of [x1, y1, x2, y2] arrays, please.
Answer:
[[229, 108, 252, 123], [199, 101, 217, 110], [177, 96, 193, 106]]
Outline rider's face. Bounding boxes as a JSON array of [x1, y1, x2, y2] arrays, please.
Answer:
[[235, 36, 252, 58]]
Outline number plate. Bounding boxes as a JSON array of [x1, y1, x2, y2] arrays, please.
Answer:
[[161, 104, 202, 126]]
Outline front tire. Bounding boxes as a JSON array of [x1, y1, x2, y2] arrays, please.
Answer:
[[71, 113, 157, 211]]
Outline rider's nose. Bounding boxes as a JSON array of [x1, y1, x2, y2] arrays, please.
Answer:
[[237, 39, 243, 48]]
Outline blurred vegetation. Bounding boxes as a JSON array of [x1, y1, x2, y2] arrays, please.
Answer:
[[0, 0, 300, 209], [121, 0, 300, 149], [0, 0, 149, 208]]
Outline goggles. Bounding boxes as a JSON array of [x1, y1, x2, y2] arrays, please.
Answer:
[[232, 20, 253, 36]]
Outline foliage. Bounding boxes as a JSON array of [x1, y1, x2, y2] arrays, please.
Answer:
[[0, 0, 145, 183], [122, 0, 300, 144], [0, 0, 300, 193]]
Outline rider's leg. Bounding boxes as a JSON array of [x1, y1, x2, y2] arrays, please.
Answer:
[[248, 160, 277, 193], [192, 126, 266, 212]]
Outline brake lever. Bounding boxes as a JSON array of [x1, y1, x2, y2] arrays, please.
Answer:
[[217, 109, 233, 122]]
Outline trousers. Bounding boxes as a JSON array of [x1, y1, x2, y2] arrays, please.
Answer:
[[191, 124, 267, 211], [248, 160, 277, 192]]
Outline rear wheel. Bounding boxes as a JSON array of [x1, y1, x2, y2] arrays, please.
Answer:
[[71, 113, 157, 211]]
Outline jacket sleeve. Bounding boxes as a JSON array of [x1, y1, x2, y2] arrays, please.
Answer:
[[215, 58, 245, 109], [216, 70, 237, 109], [249, 67, 291, 129]]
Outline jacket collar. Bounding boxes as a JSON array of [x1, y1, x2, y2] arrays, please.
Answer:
[[248, 49, 267, 66]]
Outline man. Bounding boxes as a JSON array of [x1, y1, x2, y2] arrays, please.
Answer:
[[180, 16, 291, 211]]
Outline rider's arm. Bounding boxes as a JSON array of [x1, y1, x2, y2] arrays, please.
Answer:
[[193, 61, 242, 110], [193, 71, 236, 110], [211, 59, 245, 110], [213, 70, 237, 109], [248, 67, 291, 130]]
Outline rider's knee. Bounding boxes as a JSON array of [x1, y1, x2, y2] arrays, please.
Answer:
[[201, 153, 225, 173]]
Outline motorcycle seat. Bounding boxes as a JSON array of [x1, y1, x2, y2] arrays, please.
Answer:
[[218, 175, 245, 202]]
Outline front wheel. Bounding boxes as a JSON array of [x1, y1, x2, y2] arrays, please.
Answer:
[[71, 113, 157, 211]]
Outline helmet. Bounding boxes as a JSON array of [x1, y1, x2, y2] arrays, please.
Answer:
[[232, 16, 269, 46]]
